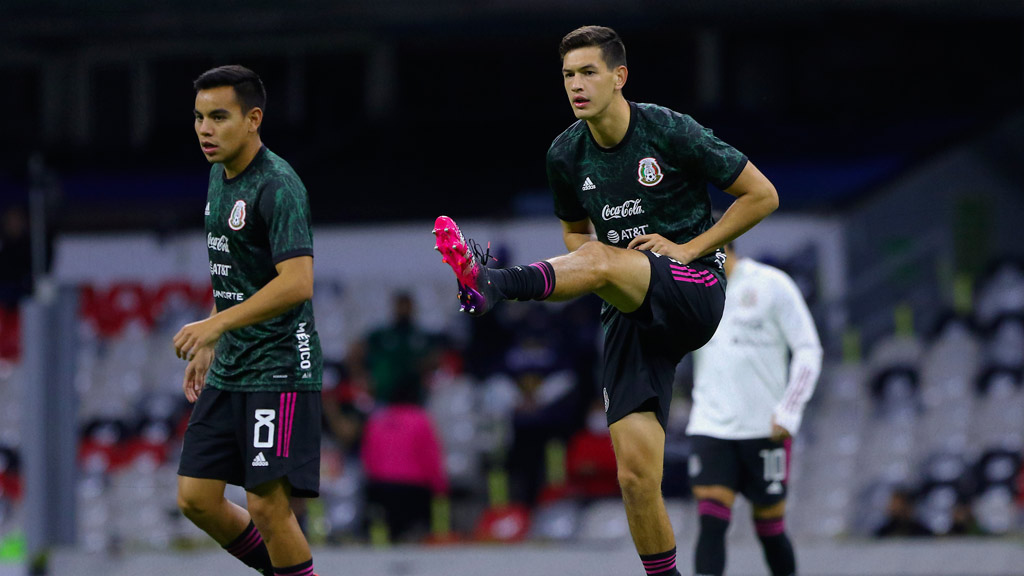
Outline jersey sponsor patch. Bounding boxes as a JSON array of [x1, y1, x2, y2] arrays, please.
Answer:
[[637, 157, 664, 187], [607, 225, 650, 244], [601, 199, 644, 221], [228, 199, 247, 231], [213, 290, 245, 301], [208, 232, 230, 253]]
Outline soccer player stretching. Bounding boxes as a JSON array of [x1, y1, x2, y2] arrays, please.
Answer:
[[174, 65, 322, 576], [688, 242, 822, 576], [434, 26, 778, 576]]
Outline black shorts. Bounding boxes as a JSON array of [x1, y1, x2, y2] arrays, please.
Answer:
[[602, 251, 725, 429], [178, 387, 322, 498], [687, 435, 792, 506]]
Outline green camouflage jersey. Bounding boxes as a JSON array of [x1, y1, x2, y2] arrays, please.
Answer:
[[547, 101, 747, 275], [204, 146, 322, 392]]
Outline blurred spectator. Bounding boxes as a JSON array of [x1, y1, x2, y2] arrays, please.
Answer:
[[462, 245, 516, 380], [556, 294, 602, 399], [505, 335, 581, 507], [366, 291, 438, 404], [566, 398, 619, 500], [0, 204, 32, 307], [322, 340, 373, 457], [874, 488, 933, 538], [361, 375, 448, 543]]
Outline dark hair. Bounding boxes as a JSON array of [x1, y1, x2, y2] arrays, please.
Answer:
[[193, 65, 266, 115], [558, 25, 627, 69]]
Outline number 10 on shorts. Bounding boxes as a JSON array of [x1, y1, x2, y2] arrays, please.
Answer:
[[254, 409, 276, 448], [759, 448, 786, 482]]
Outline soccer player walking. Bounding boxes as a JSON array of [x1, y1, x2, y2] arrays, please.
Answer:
[[174, 65, 322, 576], [687, 243, 822, 576], [434, 26, 778, 576]]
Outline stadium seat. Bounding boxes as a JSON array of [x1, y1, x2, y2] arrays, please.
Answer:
[[473, 504, 531, 543], [528, 498, 582, 542], [576, 499, 631, 544]]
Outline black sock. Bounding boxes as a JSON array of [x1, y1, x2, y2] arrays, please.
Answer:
[[756, 517, 796, 576], [639, 546, 680, 576], [274, 557, 315, 576], [695, 499, 731, 576], [223, 521, 273, 575], [491, 261, 555, 301]]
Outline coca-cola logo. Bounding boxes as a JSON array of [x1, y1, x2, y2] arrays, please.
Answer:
[[601, 199, 644, 221], [207, 233, 230, 253]]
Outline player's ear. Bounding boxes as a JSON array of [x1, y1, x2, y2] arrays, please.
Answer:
[[614, 65, 628, 91], [248, 107, 263, 134]]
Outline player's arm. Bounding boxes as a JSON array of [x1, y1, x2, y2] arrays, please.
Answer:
[[181, 304, 218, 402], [173, 255, 313, 360], [770, 273, 823, 439], [685, 160, 778, 261], [628, 161, 778, 263], [561, 217, 595, 252]]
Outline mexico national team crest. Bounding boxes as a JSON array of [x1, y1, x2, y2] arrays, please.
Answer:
[[228, 200, 247, 231], [637, 157, 664, 187]]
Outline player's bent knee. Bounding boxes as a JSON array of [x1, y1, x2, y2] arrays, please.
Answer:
[[247, 493, 293, 529], [692, 485, 736, 508], [176, 477, 223, 517], [575, 241, 614, 278], [616, 462, 662, 502], [753, 500, 786, 519], [177, 488, 214, 520]]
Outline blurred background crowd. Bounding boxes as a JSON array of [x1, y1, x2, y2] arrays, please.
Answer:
[[1, 0, 1024, 572]]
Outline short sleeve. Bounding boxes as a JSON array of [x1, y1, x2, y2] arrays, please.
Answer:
[[547, 145, 588, 222], [674, 115, 748, 191], [258, 177, 314, 264]]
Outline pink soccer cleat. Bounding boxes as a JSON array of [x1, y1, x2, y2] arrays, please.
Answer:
[[432, 215, 504, 316]]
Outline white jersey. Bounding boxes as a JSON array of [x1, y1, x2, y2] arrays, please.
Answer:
[[688, 258, 822, 439]]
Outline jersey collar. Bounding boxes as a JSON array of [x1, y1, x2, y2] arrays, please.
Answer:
[[587, 101, 637, 154]]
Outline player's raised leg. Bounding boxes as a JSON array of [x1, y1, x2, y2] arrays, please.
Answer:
[[433, 214, 650, 315]]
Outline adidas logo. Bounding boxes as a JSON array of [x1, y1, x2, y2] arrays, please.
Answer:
[[204, 202, 211, 216], [252, 452, 269, 467], [582, 177, 596, 191]]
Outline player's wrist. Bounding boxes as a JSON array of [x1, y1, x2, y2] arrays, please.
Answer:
[[674, 242, 698, 264], [207, 314, 230, 339]]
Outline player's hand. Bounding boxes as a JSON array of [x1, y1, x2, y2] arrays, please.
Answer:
[[627, 234, 694, 264], [770, 416, 791, 442], [182, 346, 215, 403], [173, 317, 225, 361]]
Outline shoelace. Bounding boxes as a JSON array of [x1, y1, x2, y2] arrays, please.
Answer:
[[466, 237, 497, 267]]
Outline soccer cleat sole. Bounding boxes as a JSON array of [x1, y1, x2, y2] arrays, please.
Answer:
[[432, 215, 491, 314], [433, 215, 480, 289]]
